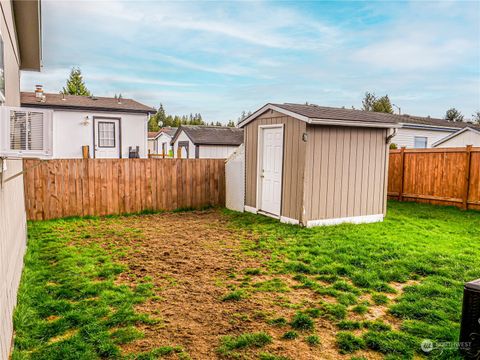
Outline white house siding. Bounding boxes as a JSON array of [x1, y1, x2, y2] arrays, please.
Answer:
[[0, 1, 20, 107], [0, 4, 26, 358], [0, 160, 27, 360], [172, 131, 195, 158], [434, 130, 480, 148], [198, 145, 239, 159], [156, 133, 173, 155], [51, 110, 148, 158], [148, 139, 155, 154], [392, 127, 454, 148]]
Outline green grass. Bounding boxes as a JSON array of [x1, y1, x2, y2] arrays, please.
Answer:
[[305, 334, 320, 346], [281, 331, 298, 340], [221, 289, 245, 301], [12, 218, 187, 360], [217, 332, 272, 357], [224, 201, 480, 359]]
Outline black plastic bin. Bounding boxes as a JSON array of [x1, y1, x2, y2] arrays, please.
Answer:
[[460, 279, 480, 358]]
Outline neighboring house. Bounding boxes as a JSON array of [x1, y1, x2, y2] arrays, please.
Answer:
[[0, 1, 42, 359], [148, 127, 177, 156], [432, 126, 480, 148], [393, 115, 471, 148], [238, 103, 399, 227], [171, 126, 244, 159], [1, 90, 155, 159]]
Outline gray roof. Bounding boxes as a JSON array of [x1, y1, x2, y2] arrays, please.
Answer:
[[273, 103, 398, 124], [241, 103, 472, 130], [172, 126, 244, 146], [21, 92, 155, 114], [149, 127, 178, 139]]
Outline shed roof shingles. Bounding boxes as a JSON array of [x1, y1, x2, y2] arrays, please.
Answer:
[[272, 103, 470, 129], [174, 126, 244, 146], [21, 92, 155, 114]]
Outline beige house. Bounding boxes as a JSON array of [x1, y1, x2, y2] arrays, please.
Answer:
[[238, 103, 399, 227], [0, 1, 42, 359], [432, 126, 480, 148]]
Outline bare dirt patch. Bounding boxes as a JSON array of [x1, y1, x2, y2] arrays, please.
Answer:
[[80, 210, 395, 359]]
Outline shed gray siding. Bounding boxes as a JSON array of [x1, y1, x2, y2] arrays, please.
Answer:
[[244, 110, 306, 220], [303, 126, 388, 221]]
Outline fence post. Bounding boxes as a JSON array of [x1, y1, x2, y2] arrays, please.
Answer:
[[398, 147, 406, 201], [463, 145, 473, 210]]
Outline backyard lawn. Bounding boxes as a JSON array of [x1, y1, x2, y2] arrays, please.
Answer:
[[11, 201, 480, 360]]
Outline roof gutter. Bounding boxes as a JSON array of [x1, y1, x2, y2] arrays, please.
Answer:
[[399, 122, 460, 132], [309, 118, 400, 129]]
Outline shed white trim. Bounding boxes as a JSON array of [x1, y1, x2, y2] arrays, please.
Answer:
[[280, 216, 299, 225], [238, 104, 400, 129], [306, 214, 384, 227], [432, 127, 480, 147], [244, 205, 258, 214]]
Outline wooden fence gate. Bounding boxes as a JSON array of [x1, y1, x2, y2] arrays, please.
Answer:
[[388, 146, 480, 211], [23, 158, 225, 220]]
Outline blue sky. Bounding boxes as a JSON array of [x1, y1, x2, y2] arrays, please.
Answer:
[[21, 0, 480, 123]]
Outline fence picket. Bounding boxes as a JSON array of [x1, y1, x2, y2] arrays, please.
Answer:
[[23, 158, 225, 220]]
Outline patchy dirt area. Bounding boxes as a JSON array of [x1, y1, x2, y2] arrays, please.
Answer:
[[73, 209, 402, 359]]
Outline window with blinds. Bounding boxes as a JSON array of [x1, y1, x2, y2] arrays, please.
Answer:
[[1, 107, 52, 157]]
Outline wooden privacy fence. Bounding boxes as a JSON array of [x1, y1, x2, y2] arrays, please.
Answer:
[[23, 158, 225, 220], [388, 146, 480, 211]]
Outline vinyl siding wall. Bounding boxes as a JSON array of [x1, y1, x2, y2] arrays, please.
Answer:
[[0, 3, 26, 358], [244, 110, 306, 220], [392, 127, 454, 148], [0, 161, 27, 360], [434, 130, 480, 148], [0, 1, 20, 106], [198, 145, 239, 159], [172, 131, 195, 158], [303, 126, 388, 222]]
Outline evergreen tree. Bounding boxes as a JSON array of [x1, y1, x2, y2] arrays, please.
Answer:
[[362, 92, 393, 114], [227, 120, 236, 127], [472, 111, 480, 124], [444, 108, 464, 122], [61, 68, 91, 96]]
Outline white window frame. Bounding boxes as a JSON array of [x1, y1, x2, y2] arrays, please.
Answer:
[[414, 136, 428, 149], [0, 107, 53, 158]]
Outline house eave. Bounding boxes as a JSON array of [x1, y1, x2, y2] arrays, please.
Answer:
[[399, 122, 460, 132], [13, 0, 42, 71], [20, 103, 153, 115]]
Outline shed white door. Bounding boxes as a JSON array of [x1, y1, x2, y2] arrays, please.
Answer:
[[94, 118, 120, 158], [259, 126, 283, 216]]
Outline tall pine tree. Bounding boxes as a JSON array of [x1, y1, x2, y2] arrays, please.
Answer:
[[61, 68, 91, 96]]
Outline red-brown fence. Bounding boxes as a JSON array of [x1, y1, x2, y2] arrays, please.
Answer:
[[388, 146, 480, 210], [23, 158, 225, 220]]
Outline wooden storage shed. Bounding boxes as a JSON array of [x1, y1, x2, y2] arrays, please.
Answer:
[[238, 103, 399, 227]]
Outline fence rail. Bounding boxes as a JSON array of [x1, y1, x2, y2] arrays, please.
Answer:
[[23, 158, 225, 220], [388, 146, 480, 210]]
